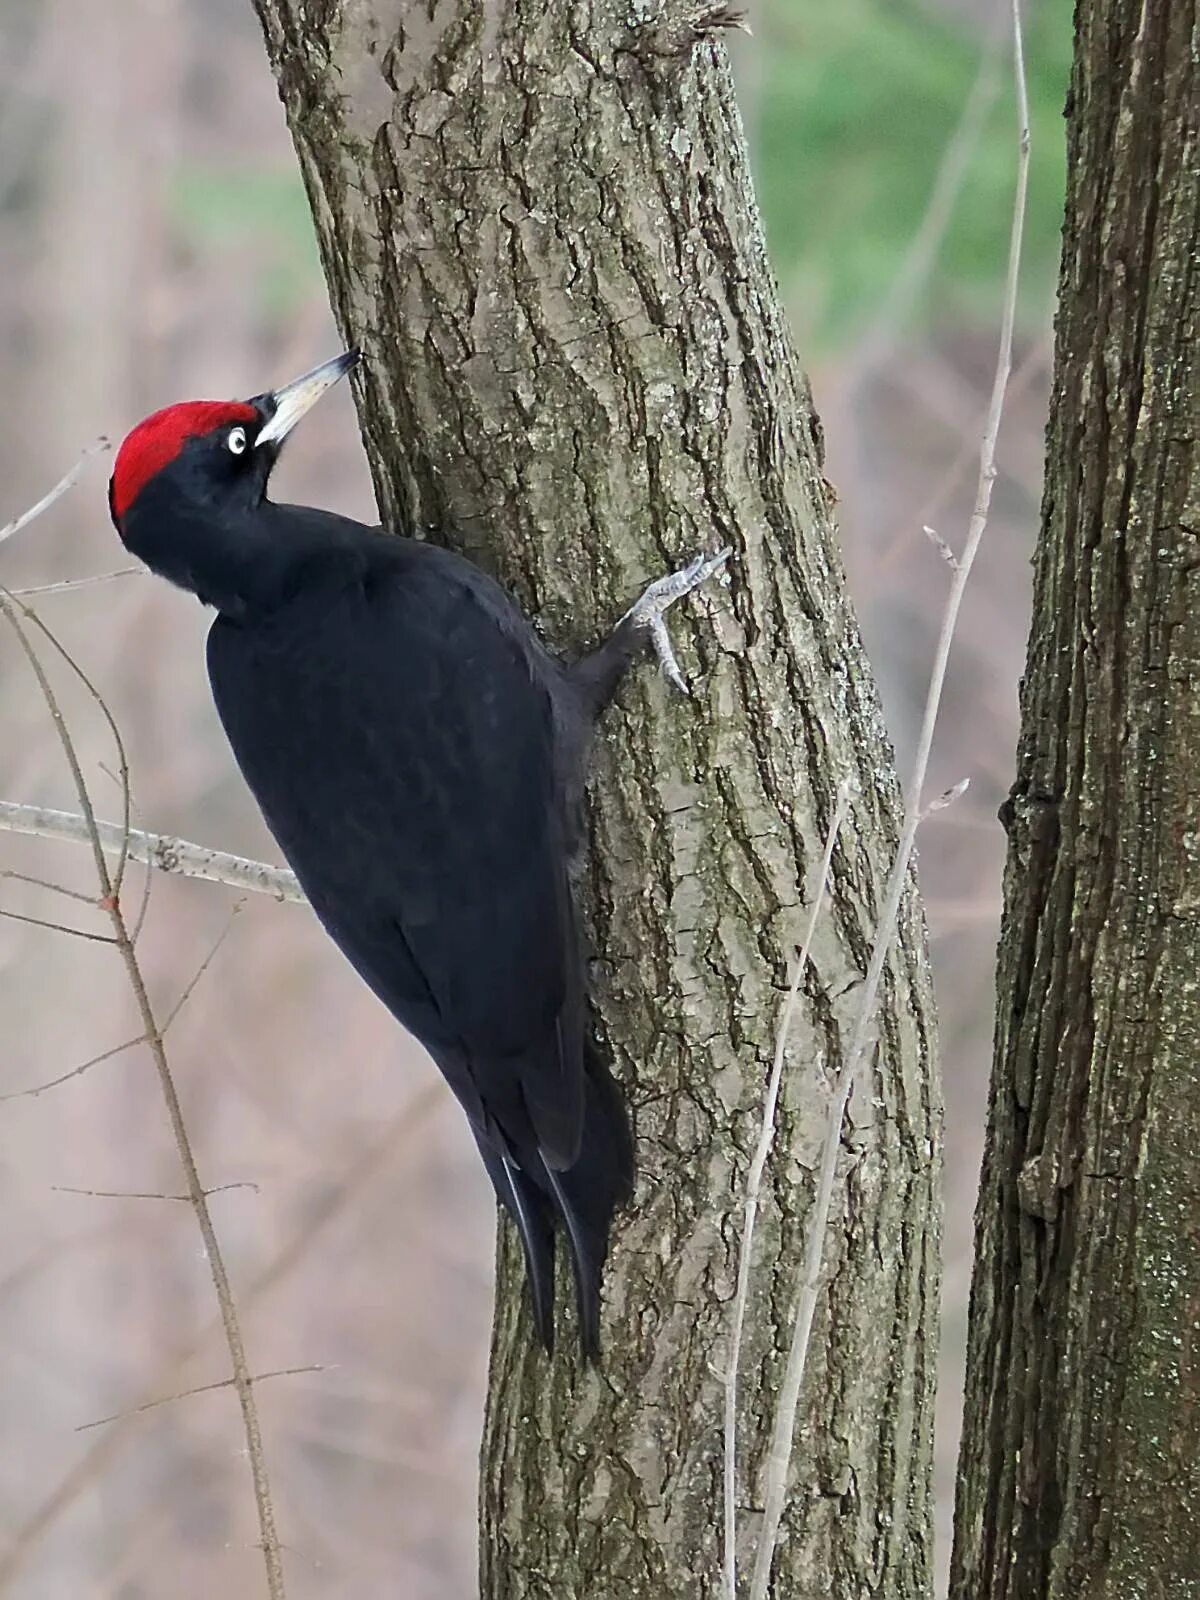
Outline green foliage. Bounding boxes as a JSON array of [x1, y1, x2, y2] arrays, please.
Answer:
[[748, 0, 1073, 348]]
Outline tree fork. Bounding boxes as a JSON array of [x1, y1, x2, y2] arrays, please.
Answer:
[[951, 1, 1199, 1594], [251, 4, 941, 1593]]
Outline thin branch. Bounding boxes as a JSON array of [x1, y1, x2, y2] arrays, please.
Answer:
[[0, 442, 107, 552], [51, 1181, 260, 1203], [0, 906, 114, 943], [162, 901, 244, 1033], [100, 776, 156, 945], [0, 868, 95, 903], [0, 595, 291, 1599], [748, 8, 1031, 1595], [871, 330, 1051, 588], [0, 590, 117, 899], [0, 1034, 146, 1104], [75, 1366, 324, 1434], [130, 855, 154, 945], [723, 783, 848, 1600], [0, 802, 305, 903], [845, 15, 1006, 389], [0, 1086, 443, 1588], [4, 589, 133, 898], [923, 523, 960, 570], [11, 568, 141, 598]]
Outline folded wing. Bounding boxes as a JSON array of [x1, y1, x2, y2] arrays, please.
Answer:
[[207, 535, 585, 1168]]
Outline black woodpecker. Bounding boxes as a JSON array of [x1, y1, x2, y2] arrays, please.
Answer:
[[109, 350, 730, 1356]]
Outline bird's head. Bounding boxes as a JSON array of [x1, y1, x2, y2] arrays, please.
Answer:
[[108, 350, 358, 613]]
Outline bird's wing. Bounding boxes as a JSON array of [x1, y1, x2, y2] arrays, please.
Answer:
[[206, 539, 584, 1166]]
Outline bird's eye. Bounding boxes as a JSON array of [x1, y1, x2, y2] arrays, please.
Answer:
[[227, 426, 248, 456]]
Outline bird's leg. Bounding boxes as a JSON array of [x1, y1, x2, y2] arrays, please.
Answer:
[[572, 547, 732, 712], [618, 547, 733, 694]]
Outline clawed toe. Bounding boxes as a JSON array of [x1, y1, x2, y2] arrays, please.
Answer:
[[621, 546, 732, 693]]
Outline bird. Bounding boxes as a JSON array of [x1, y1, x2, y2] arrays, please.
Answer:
[[108, 349, 730, 1356]]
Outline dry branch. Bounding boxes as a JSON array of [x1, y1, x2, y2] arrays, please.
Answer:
[[0, 1087, 442, 1589], [846, 14, 1007, 389], [747, 5, 1031, 1592], [51, 1181, 259, 1203], [75, 1365, 324, 1434], [11, 567, 140, 598], [0, 1033, 146, 1104], [1, 868, 95, 902], [0, 512, 291, 1598], [0, 906, 114, 943], [0, 801, 304, 902], [0, 442, 106, 553], [723, 782, 848, 1599]]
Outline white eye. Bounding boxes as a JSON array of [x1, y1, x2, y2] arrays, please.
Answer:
[[227, 426, 248, 456]]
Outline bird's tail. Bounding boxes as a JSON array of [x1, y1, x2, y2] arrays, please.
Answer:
[[540, 1047, 634, 1360], [476, 1048, 633, 1357], [473, 1135, 558, 1353]]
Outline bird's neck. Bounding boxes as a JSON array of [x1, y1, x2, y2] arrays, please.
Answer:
[[122, 492, 360, 620]]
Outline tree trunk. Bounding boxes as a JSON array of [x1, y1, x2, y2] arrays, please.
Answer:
[[951, 3, 1199, 1596], [251, 4, 941, 1593]]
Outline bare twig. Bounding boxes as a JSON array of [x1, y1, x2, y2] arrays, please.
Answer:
[[0, 595, 291, 1600], [162, 901, 244, 1032], [11, 567, 140, 598], [0, 1034, 146, 1103], [0, 906, 114, 943], [845, 14, 1006, 389], [0, 801, 304, 902], [748, 8, 1031, 1595], [130, 855, 154, 945], [76, 1366, 324, 1433], [923, 524, 960, 570], [9, 593, 133, 897], [99, 776, 156, 945], [0, 868, 94, 902], [723, 782, 848, 1600], [51, 1181, 259, 1203], [871, 331, 1051, 587], [0, 441, 107, 552], [0, 1084, 443, 1588]]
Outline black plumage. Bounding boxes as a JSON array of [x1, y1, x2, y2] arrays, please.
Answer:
[[109, 353, 725, 1355]]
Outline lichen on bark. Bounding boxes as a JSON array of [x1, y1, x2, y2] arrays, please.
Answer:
[[252, 3, 942, 1594]]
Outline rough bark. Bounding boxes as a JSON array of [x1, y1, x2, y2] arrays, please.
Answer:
[[951, 2, 1199, 1596], [251, 4, 941, 1594]]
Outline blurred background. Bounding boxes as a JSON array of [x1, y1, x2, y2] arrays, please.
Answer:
[[0, 1, 1070, 1595]]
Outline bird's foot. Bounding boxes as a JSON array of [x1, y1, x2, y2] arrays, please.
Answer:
[[620, 547, 732, 694]]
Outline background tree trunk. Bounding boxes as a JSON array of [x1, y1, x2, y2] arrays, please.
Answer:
[[951, 2, 1198, 1595], [252, 4, 941, 1593]]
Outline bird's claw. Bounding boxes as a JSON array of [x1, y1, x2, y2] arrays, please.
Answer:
[[621, 547, 733, 694]]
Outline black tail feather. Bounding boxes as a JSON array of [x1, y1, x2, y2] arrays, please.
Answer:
[[541, 1160, 603, 1360], [541, 1049, 634, 1360], [474, 1136, 557, 1352], [476, 1048, 633, 1356]]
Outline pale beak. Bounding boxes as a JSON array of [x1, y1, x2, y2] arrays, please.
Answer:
[[254, 349, 359, 448]]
